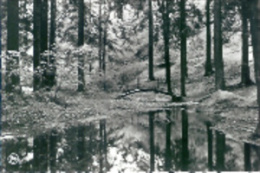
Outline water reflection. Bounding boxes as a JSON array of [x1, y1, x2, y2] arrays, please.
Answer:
[[149, 111, 155, 172], [215, 131, 226, 171], [164, 110, 172, 171], [2, 107, 260, 172], [181, 106, 189, 171], [244, 143, 251, 171], [206, 122, 213, 171]]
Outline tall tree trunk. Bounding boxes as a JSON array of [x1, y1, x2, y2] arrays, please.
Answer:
[[214, 0, 225, 90], [77, 0, 85, 92], [163, 0, 173, 95], [40, 0, 48, 89], [180, 0, 187, 96], [103, 1, 111, 73], [249, 0, 260, 136], [33, 0, 42, 91], [6, 0, 19, 92], [49, 0, 56, 88], [241, 0, 252, 86], [99, 0, 103, 71], [117, 0, 123, 19], [205, 0, 214, 76], [148, 0, 155, 81], [41, 0, 48, 53], [0, 0, 2, 117]]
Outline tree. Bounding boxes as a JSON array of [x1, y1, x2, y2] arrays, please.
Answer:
[[41, 0, 49, 89], [48, 0, 57, 88], [240, 0, 253, 86], [214, 0, 225, 90], [33, 0, 42, 91], [0, 0, 2, 121], [6, 0, 20, 92], [115, 0, 124, 19], [78, 0, 85, 91], [102, 0, 112, 73], [162, 0, 173, 95], [204, 0, 214, 76], [180, 0, 187, 96], [98, 0, 103, 71], [249, 0, 260, 136], [148, 0, 155, 81]]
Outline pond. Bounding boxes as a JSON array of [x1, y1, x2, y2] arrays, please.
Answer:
[[1, 106, 260, 172]]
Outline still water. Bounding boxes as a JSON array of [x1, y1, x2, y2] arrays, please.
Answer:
[[1, 106, 260, 172]]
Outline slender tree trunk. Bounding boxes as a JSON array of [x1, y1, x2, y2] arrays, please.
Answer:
[[40, 0, 48, 89], [148, 0, 155, 81], [41, 0, 48, 53], [33, 0, 42, 91], [241, 0, 252, 86], [180, 0, 187, 96], [117, 0, 123, 19], [6, 0, 19, 92], [103, 1, 111, 73], [99, 0, 103, 71], [163, 0, 173, 95], [0, 0, 2, 91], [49, 0, 56, 88], [214, 0, 225, 90], [205, 0, 214, 76], [249, 0, 260, 136], [77, 0, 85, 92]]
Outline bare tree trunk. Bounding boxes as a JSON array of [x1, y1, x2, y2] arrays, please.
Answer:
[[205, 0, 214, 76], [6, 0, 19, 92], [180, 0, 187, 96], [241, 0, 253, 86], [249, 0, 260, 136], [49, 0, 56, 88], [162, 0, 173, 95], [99, 0, 103, 71], [0, 0, 2, 97], [78, 0, 85, 92], [214, 0, 225, 90], [148, 0, 155, 81], [33, 0, 42, 91]]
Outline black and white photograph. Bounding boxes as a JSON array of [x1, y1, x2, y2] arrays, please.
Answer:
[[1, 0, 260, 172]]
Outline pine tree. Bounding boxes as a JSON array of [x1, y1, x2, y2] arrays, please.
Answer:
[[205, 0, 214, 76], [240, 0, 253, 86], [6, 0, 19, 92], [48, 0, 57, 88], [33, 0, 42, 91], [214, 0, 225, 90], [162, 0, 173, 95], [78, 0, 85, 91], [249, 0, 260, 136], [180, 0, 187, 96], [148, 0, 155, 81]]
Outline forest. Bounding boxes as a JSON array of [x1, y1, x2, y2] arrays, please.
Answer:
[[1, 0, 260, 172]]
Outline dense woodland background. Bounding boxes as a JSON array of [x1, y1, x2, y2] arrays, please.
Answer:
[[1, 0, 260, 172]]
